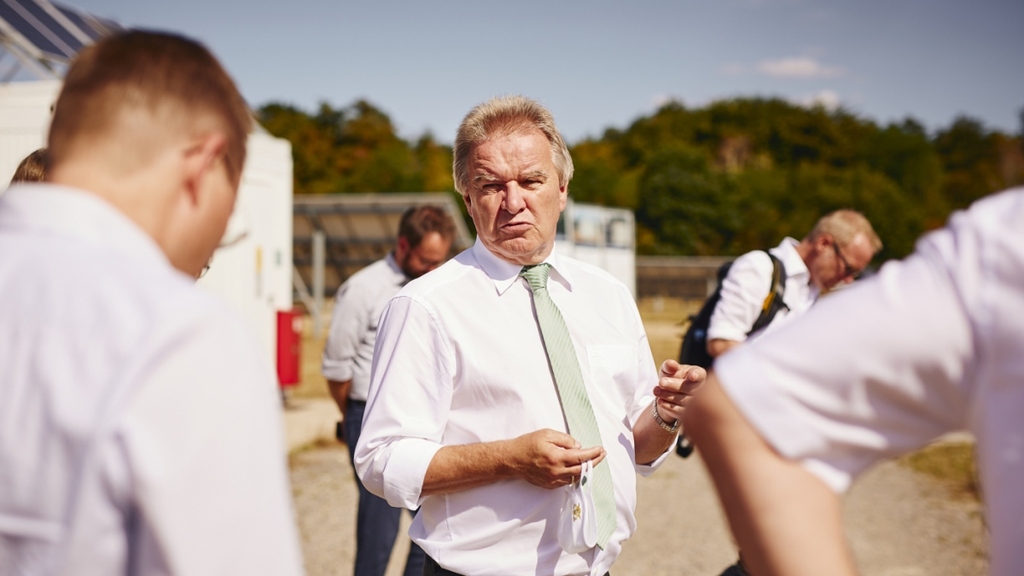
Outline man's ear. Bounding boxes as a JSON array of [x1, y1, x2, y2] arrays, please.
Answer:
[[395, 236, 410, 261], [182, 132, 228, 205], [812, 233, 831, 254]]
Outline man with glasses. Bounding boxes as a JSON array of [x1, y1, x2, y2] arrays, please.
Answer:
[[705, 209, 880, 575], [686, 187, 1024, 576], [706, 209, 881, 361]]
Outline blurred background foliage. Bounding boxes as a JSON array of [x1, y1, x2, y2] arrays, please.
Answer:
[[258, 98, 1023, 262]]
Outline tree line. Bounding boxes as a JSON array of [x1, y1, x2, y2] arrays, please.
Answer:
[[258, 98, 1023, 261]]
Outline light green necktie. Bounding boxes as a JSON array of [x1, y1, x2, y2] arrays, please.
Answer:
[[521, 263, 616, 548]]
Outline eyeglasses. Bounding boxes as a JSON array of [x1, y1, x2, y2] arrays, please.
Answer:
[[831, 241, 861, 280]]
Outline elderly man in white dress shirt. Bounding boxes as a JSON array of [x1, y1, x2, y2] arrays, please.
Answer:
[[686, 187, 1024, 576], [354, 95, 705, 576], [0, 31, 302, 575]]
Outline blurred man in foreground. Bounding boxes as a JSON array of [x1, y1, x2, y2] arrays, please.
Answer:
[[685, 187, 1024, 576], [323, 204, 455, 576], [0, 31, 303, 575]]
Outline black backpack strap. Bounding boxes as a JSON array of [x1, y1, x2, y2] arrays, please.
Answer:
[[749, 251, 788, 334]]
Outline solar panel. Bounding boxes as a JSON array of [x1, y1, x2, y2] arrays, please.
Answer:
[[0, 0, 121, 66], [53, 2, 121, 42]]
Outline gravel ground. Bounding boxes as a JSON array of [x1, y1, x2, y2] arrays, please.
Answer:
[[289, 441, 988, 576], [291, 308, 988, 575]]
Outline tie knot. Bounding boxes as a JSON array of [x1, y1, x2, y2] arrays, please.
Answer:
[[520, 263, 551, 292]]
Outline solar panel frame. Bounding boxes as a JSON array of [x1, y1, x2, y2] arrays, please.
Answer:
[[0, 0, 121, 66], [52, 2, 121, 42], [0, 1, 66, 60], [0, 0, 84, 60]]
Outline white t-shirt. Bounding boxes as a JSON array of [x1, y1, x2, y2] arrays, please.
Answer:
[[355, 239, 666, 576], [715, 187, 1024, 576], [0, 185, 303, 576], [707, 237, 818, 344]]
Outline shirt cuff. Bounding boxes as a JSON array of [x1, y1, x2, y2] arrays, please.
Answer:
[[382, 438, 442, 509], [321, 358, 354, 383], [635, 441, 672, 477]]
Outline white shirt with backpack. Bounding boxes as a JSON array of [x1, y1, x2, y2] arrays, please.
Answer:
[[707, 237, 818, 345]]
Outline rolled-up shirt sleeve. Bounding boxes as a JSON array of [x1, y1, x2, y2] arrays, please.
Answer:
[[627, 306, 670, 476], [353, 294, 454, 509]]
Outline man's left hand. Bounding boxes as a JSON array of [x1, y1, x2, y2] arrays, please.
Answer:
[[652, 359, 706, 424]]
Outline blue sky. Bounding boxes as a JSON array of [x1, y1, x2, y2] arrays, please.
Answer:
[[71, 0, 1024, 144]]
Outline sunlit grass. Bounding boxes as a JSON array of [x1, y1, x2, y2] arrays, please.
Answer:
[[901, 442, 980, 501]]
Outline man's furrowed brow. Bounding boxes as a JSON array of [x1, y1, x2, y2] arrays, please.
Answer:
[[473, 172, 500, 183]]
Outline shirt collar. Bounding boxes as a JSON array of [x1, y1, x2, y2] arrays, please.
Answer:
[[471, 237, 574, 295], [384, 251, 410, 284], [0, 183, 171, 269], [776, 237, 810, 279]]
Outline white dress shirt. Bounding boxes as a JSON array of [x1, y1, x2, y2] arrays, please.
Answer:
[[322, 253, 407, 401], [715, 187, 1024, 576], [707, 237, 818, 344], [354, 239, 666, 576], [0, 184, 303, 576]]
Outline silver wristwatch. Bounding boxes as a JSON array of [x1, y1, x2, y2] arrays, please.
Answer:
[[651, 402, 679, 433]]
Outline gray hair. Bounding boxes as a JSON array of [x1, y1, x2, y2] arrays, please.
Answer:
[[807, 209, 883, 252], [453, 95, 574, 196]]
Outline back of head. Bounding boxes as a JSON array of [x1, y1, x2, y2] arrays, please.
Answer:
[[10, 148, 49, 184], [453, 95, 573, 196], [48, 30, 252, 184], [807, 209, 883, 252], [398, 204, 457, 248]]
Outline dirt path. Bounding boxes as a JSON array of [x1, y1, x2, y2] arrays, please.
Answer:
[[289, 441, 987, 576]]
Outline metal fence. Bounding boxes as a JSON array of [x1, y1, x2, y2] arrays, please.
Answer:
[[635, 256, 730, 301]]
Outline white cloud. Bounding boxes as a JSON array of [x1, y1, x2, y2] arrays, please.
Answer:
[[756, 57, 844, 78], [794, 89, 842, 111], [650, 93, 673, 109]]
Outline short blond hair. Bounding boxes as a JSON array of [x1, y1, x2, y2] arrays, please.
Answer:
[[48, 30, 252, 183], [453, 95, 573, 195], [808, 209, 883, 252]]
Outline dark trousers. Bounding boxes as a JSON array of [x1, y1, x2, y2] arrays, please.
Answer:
[[346, 400, 427, 576], [423, 555, 610, 576]]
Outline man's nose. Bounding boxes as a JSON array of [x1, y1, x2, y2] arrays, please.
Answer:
[[502, 183, 526, 213]]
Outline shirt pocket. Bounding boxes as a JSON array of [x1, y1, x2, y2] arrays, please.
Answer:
[[586, 344, 639, 419]]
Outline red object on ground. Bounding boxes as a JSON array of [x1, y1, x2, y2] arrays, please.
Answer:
[[276, 309, 302, 387]]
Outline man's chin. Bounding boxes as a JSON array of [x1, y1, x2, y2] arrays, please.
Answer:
[[487, 238, 549, 265]]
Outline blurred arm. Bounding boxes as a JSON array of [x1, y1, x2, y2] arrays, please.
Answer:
[[684, 373, 857, 576], [707, 338, 740, 358]]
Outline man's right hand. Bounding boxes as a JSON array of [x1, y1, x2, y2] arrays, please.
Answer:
[[507, 429, 605, 490], [421, 429, 605, 496]]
